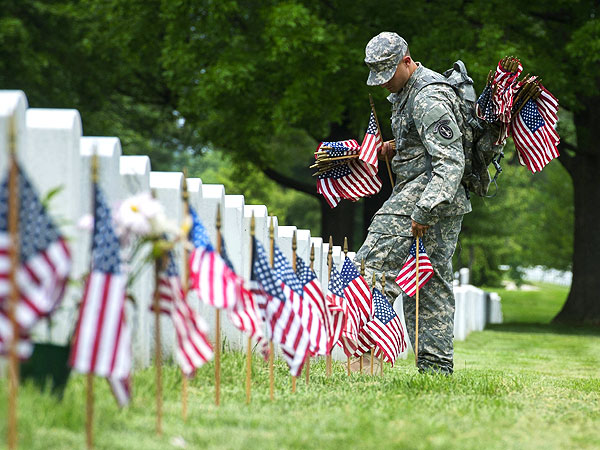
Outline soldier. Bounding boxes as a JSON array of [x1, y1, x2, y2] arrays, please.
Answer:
[[355, 32, 471, 374]]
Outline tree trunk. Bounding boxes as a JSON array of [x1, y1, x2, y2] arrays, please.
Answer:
[[553, 101, 600, 326], [553, 152, 600, 325]]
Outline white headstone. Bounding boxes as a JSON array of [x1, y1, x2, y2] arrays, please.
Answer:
[[149, 171, 184, 359], [309, 237, 323, 284], [26, 108, 83, 346], [0, 90, 28, 173], [296, 230, 311, 265], [119, 155, 152, 367], [199, 184, 225, 245], [243, 205, 268, 279], [223, 195, 245, 275], [277, 226, 297, 264]]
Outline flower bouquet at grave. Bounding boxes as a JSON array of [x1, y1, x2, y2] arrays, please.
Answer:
[[113, 192, 187, 295]]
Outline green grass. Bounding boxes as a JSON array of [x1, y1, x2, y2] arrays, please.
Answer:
[[1, 284, 599, 449]]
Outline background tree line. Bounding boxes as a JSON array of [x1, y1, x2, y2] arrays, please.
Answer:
[[1, 0, 595, 324]]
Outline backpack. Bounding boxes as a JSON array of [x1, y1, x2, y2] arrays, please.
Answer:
[[406, 61, 505, 197]]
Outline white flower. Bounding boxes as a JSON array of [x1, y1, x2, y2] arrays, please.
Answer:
[[115, 192, 164, 238], [77, 214, 94, 231], [150, 211, 182, 238]]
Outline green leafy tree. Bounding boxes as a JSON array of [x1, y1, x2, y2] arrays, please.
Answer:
[[1, 0, 594, 324]]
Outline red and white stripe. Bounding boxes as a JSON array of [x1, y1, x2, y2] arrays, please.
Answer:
[[255, 286, 309, 376], [189, 246, 240, 309], [108, 375, 132, 408], [396, 254, 434, 298], [157, 272, 214, 376], [511, 101, 559, 174], [69, 271, 130, 379], [0, 233, 71, 331], [317, 177, 341, 208], [364, 314, 406, 367], [325, 291, 345, 351], [227, 282, 267, 357], [303, 277, 331, 355]]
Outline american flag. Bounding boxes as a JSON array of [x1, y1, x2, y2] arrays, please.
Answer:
[[296, 255, 332, 354], [510, 88, 560, 173], [316, 140, 382, 208], [188, 206, 240, 310], [274, 247, 326, 357], [69, 184, 131, 405], [319, 140, 361, 157], [251, 237, 309, 376], [395, 238, 434, 297], [0, 164, 72, 358], [340, 257, 371, 330], [156, 250, 213, 377], [325, 265, 349, 351], [220, 233, 267, 357], [475, 85, 498, 123], [363, 287, 406, 366], [358, 111, 382, 173]]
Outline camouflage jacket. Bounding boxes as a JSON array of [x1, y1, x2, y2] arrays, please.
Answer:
[[370, 64, 472, 234]]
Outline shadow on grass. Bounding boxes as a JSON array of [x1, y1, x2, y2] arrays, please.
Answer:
[[487, 322, 600, 337]]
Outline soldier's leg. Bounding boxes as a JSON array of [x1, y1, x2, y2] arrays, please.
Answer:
[[402, 215, 463, 374]]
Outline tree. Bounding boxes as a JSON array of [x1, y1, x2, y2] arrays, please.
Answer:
[[1, 0, 595, 323]]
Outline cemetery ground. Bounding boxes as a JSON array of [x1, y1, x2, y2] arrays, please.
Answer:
[[1, 283, 598, 450]]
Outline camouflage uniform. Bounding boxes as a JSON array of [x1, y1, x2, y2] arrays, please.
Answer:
[[355, 32, 471, 374]]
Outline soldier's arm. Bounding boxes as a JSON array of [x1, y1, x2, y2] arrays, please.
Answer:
[[411, 86, 465, 226]]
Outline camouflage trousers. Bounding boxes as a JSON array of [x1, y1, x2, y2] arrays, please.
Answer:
[[354, 214, 463, 374]]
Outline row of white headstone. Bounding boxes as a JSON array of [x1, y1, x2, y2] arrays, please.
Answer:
[[0, 90, 501, 370]]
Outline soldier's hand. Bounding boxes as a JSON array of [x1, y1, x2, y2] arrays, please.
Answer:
[[411, 220, 429, 238], [379, 140, 396, 160]]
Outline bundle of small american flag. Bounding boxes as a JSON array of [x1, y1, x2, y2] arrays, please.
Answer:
[[313, 111, 383, 208], [476, 56, 560, 173]]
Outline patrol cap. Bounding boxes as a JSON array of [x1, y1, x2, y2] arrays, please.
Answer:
[[364, 32, 408, 86]]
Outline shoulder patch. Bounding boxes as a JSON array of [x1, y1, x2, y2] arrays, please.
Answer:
[[434, 119, 454, 140]]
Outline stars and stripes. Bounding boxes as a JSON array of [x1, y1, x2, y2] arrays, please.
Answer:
[[220, 233, 267, 357], [188, 206, 240, 310], [316, 140, 382, 209], [325, 264, 349, 352], [157, 250, 213, 376], [510, 86, 560, 173], [395, 239, 434, 297], [273, 246, 325, 357], [296, 256, 332, 354], [363, 288, 406, 366], [0, 164, 72, 358], [251, 237, 309, 376], [358, 111, 382, 173], [340, 257, 372, 330], [69, 184, 131, 406]]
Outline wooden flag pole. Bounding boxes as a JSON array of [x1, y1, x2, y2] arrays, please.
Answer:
[[85, 149, 100, 449], [268, 218, 275, 401], [415, 236, 420, 367], [180, 172, 190, 420], [343, 237, 350, 377], [359, 259, 366, 374], [369, 93, 394, 189], [291, 230, 297, 394], [7, 115, 19, 450], [215, 207, 222, 406], [326, 236, 333, 377], [380, 273, 386, 377], [153, 255, 164, 435], [246, 213, 255, 405], [370, 272, 376, 376], [306, 244, 315, 385]]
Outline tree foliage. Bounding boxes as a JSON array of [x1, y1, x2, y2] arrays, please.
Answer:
[[2, 0, 597, 322]]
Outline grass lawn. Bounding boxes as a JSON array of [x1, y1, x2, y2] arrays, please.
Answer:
[[1, 283, 599, 449]]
